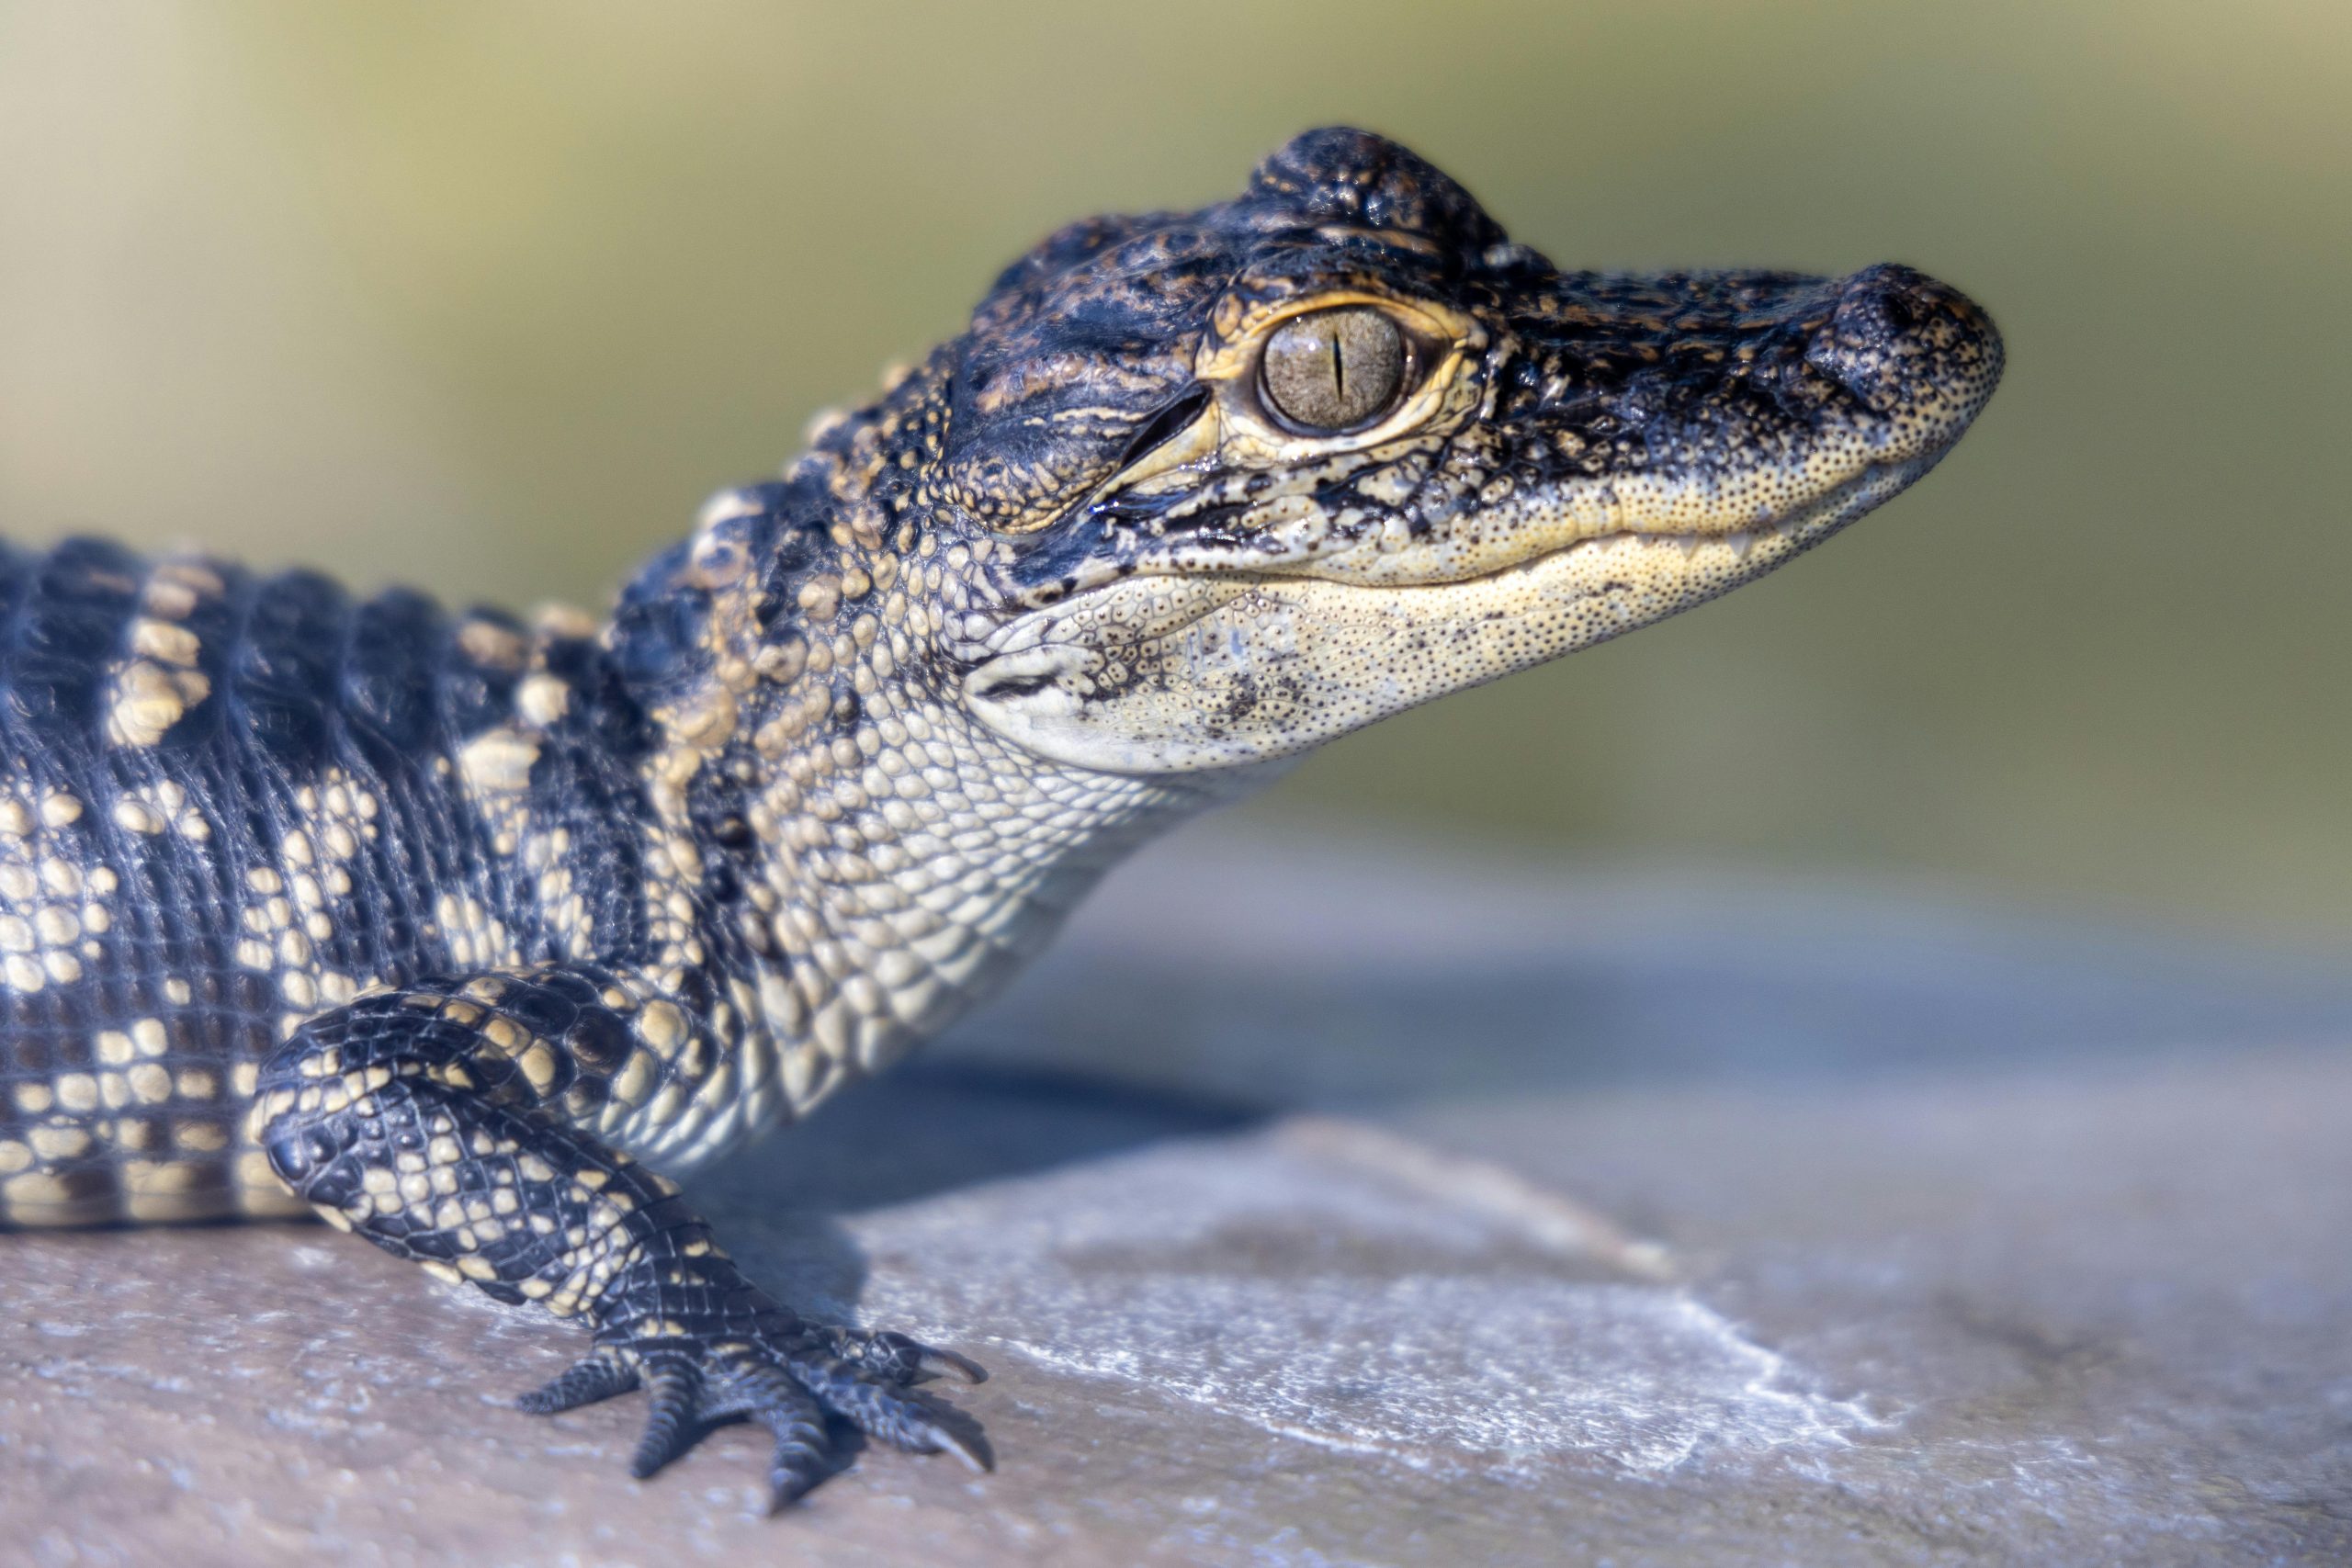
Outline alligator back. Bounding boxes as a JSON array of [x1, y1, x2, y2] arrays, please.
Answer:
[[0, 537, 553, 1224]]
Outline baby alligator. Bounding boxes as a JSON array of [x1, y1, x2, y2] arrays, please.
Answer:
[[0, 129, 2000, 1506]]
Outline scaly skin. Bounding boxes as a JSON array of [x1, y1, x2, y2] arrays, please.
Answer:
[[0, 130, 2000, 1506]]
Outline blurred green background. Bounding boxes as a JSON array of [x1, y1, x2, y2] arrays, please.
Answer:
[[2, 2, 2347, 937]]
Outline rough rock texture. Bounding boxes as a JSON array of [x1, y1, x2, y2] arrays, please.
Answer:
[[5, 829, 2349, 1565]]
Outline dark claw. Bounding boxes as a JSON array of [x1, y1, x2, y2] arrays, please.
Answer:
[[747, 1381, 832, 1511], [790, 1355, 996, 1471], [909, 1342, 989, 1386], [766, 1444, 831, 1512], [914, 1410, 995, 1474], [847, 1328, 989, 1386], [628, 1356, 706, 1480], [515, 1353, 639, 1415], [519, 1324, 988, 1499]]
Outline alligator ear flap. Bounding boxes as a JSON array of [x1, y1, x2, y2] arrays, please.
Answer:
[[1113, 386, 1213, 473], [1102, 386, 1218, 496], [940, 366, 1210, 536], [972, 388, 1222, 538]]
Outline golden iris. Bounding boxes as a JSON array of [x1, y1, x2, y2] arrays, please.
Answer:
[[1259, 308, 1406, 431]]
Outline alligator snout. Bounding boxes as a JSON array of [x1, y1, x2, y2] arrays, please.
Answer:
[[1806, 262, 2005, 439]]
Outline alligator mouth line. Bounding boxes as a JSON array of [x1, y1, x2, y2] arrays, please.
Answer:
[[1093, 447, 1934, 602], [1470, 454, 1920, 578], [983, 441, 1950, 682]]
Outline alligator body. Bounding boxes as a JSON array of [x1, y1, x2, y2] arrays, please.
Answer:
[[0, 130, 2001, 1506]]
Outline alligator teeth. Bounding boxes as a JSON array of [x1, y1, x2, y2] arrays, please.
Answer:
[[1726, 531, 1758, 560]]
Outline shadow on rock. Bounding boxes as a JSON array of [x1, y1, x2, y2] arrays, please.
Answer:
[[691, 1059, 1267, 1318]]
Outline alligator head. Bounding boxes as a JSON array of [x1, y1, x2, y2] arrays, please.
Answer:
[[639, 128, 2001, 784], [931, 129, 2003, 773]]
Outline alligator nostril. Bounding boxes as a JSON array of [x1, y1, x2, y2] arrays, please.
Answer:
[[1873, 288, 1921, 332], [1806, 265, 1963, 414], [1791, 263, 2003, 440]]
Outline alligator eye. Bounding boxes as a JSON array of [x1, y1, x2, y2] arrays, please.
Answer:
[[1259, 307, 1406, 432]]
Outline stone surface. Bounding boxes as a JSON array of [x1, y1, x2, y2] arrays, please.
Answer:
[[5, 829, 2350, 1565]]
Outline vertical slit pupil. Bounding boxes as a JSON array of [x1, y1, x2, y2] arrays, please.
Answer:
[[1261, 307, 1407, 432]]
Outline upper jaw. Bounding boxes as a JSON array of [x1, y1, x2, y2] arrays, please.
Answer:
[[992, 414, 1970, 633], [997, 258, 2002, 612]]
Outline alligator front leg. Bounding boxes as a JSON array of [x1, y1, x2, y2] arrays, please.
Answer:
[[250, 965, 988, 1508]]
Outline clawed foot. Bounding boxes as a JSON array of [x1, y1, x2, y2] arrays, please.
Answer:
[[516, 1325, 990, 1509]]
